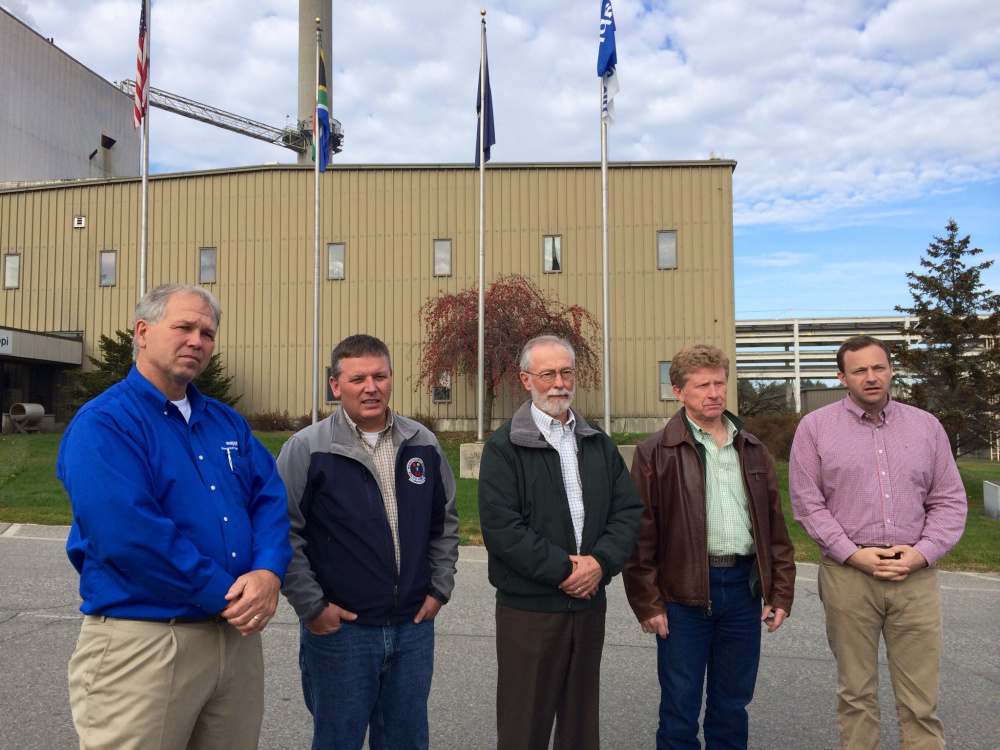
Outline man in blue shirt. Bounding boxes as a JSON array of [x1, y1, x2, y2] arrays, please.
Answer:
[[57, 283, 292, 750]]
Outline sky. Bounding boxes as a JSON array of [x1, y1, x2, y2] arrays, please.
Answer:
[[4, 0, 999, 320]]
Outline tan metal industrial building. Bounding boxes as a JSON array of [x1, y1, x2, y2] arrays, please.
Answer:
[[0, 160, 737, 431]]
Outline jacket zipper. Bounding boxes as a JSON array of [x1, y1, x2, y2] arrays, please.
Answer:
[[364, 464, 399, 621], [737, 438, 763, 597], [690, 433, 713, 617]]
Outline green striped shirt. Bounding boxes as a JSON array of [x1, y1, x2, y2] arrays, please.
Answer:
[[688, 416, 755, 556]]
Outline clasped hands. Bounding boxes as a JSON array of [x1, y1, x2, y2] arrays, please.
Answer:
[[559, 555, 603, 600], [846, 544, 927, 581], [220, 569, 281, 636]]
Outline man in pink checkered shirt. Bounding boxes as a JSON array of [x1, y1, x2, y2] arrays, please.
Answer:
[[789, 335, 967, 750]]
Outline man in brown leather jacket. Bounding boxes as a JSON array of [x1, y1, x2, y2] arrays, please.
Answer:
[[623, 343, 796, 750]]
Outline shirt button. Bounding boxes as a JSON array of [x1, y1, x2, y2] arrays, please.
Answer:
[[887, 519, 892, 524], [210, 485, 216, 490], [163, 411, 168, 416], [199, 455, 204, 460], [223, 516, 228, 522], [881, 471, 886, 475], [231, 552, 236, 558], [884, 494, 889, 498], [878, 450, 883, 454]]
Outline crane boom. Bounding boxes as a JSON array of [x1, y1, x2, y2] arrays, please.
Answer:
[[119, 79, 343, 155]]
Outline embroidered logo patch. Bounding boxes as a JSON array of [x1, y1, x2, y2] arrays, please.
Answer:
[[406, 457, 427, 485]]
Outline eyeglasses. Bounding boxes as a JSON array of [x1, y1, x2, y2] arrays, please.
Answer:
[[523, 368, 576, 384]]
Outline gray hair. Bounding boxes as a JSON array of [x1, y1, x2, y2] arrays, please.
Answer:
[[330, 334, 392, 378], [133, 284, 222, 361], [519, 335, 576, 372]]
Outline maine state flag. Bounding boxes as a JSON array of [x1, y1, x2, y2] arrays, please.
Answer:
[[475, 27, 495, 168], [598, 1, 619, 125]]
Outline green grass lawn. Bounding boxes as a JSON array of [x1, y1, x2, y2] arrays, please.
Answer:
[[3, 432, 997, 570]]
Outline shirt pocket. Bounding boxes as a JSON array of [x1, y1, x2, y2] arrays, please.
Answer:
[[225, 456, 253, 505]]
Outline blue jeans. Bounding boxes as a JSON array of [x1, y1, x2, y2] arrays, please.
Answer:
[[656, 559, 762, 750], [299, 618, 435, 750]]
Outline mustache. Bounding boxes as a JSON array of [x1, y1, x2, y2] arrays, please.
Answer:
[[546, 388, 571, 397]]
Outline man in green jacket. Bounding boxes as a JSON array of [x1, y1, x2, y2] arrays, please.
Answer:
[[478, 335, 643, 750]]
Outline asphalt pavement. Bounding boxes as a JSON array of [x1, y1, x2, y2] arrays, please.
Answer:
[[1, 522, 999, 749]]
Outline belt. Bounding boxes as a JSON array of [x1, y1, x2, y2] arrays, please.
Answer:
[[96, 613, 227, 625], [708, 554, 755, 568]]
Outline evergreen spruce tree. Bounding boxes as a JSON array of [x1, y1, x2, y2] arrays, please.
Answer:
[[895, 220, 1000, 457]]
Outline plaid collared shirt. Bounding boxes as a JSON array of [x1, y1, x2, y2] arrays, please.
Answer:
[[530, 403, 585, 553], [344, 409, 401, 571], [688, 416, 755, 556]]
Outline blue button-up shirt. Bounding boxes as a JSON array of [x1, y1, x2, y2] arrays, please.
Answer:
[[58, 367, 292, 618]]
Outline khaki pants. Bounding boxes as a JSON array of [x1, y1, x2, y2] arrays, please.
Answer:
[[818, 556, 944, 750], [68, 615, 264, 750]]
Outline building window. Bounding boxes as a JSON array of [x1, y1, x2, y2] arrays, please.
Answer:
[[199, 247, 217, 283], [328, 243, 345, 280], [99, 251, 116, 286], [432, 373, 452, 403], [433, 239, 452, 277], [543, 235, 562, 273], [657, 230, 677, 269], [325, 367, 340, 403], [3, 254, 20, 289], [659, 361, 677, 400]]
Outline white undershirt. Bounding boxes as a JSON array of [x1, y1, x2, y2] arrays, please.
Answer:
[[171, 396, 191, 423]]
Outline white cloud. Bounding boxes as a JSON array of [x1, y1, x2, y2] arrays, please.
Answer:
[[0, 1, 35, 28], [8, 0, 1000, 314], [738, 251, 809, 268]]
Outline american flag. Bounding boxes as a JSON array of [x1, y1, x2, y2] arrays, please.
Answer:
[[134, 1, 149, 129]]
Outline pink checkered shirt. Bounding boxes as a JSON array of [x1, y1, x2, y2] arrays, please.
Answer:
[[789, 396, 967, 566]]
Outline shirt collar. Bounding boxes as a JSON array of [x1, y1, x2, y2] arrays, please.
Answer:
[[530, 402, 575, 435], [842, 394, 894, 424], [687, 413, 737, 443], [342, 408, 394, 439], [126, 365, 205, 415]]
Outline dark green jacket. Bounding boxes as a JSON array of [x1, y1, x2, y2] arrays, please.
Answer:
[[478, 401, 644, 612]]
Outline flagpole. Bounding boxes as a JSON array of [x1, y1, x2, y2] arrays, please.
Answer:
[[139, 0, 150, 296], [600, 80, 611, 435], [476, 9, 487, 442], [312, 19, 322, 425], [597, 0, 617, 435]]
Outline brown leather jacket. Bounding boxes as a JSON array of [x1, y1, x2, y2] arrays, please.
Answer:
[[622, 409, 795, 622]]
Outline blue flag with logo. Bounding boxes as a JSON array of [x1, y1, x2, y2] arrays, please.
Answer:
[[475, 30, 496, 168], [598, 0, 619, 125]]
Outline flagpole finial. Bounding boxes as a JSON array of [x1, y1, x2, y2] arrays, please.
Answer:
[[481, 9, 486, 16], [315, 17, 321, 27]]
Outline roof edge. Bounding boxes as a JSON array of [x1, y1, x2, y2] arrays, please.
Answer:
[[0, 159, 738, 194]]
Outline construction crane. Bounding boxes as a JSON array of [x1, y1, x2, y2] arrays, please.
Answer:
[[118, 79, 343, 156]]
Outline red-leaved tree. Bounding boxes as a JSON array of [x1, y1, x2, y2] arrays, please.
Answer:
[[417, 274, 601, 427]]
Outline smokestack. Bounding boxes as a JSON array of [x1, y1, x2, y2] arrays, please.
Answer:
[[297, 0, 334, 165]]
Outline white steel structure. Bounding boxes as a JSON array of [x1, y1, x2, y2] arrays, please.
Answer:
[[0, 8, 139, 184], [736, 316, 922, 412]]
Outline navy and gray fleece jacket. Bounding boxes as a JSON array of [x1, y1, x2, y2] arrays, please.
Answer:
[[277, 408, 459, 626]]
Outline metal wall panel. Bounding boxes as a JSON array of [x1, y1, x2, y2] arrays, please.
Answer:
[[0, 9, 139, 183], [0, 161, 736, 429]]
